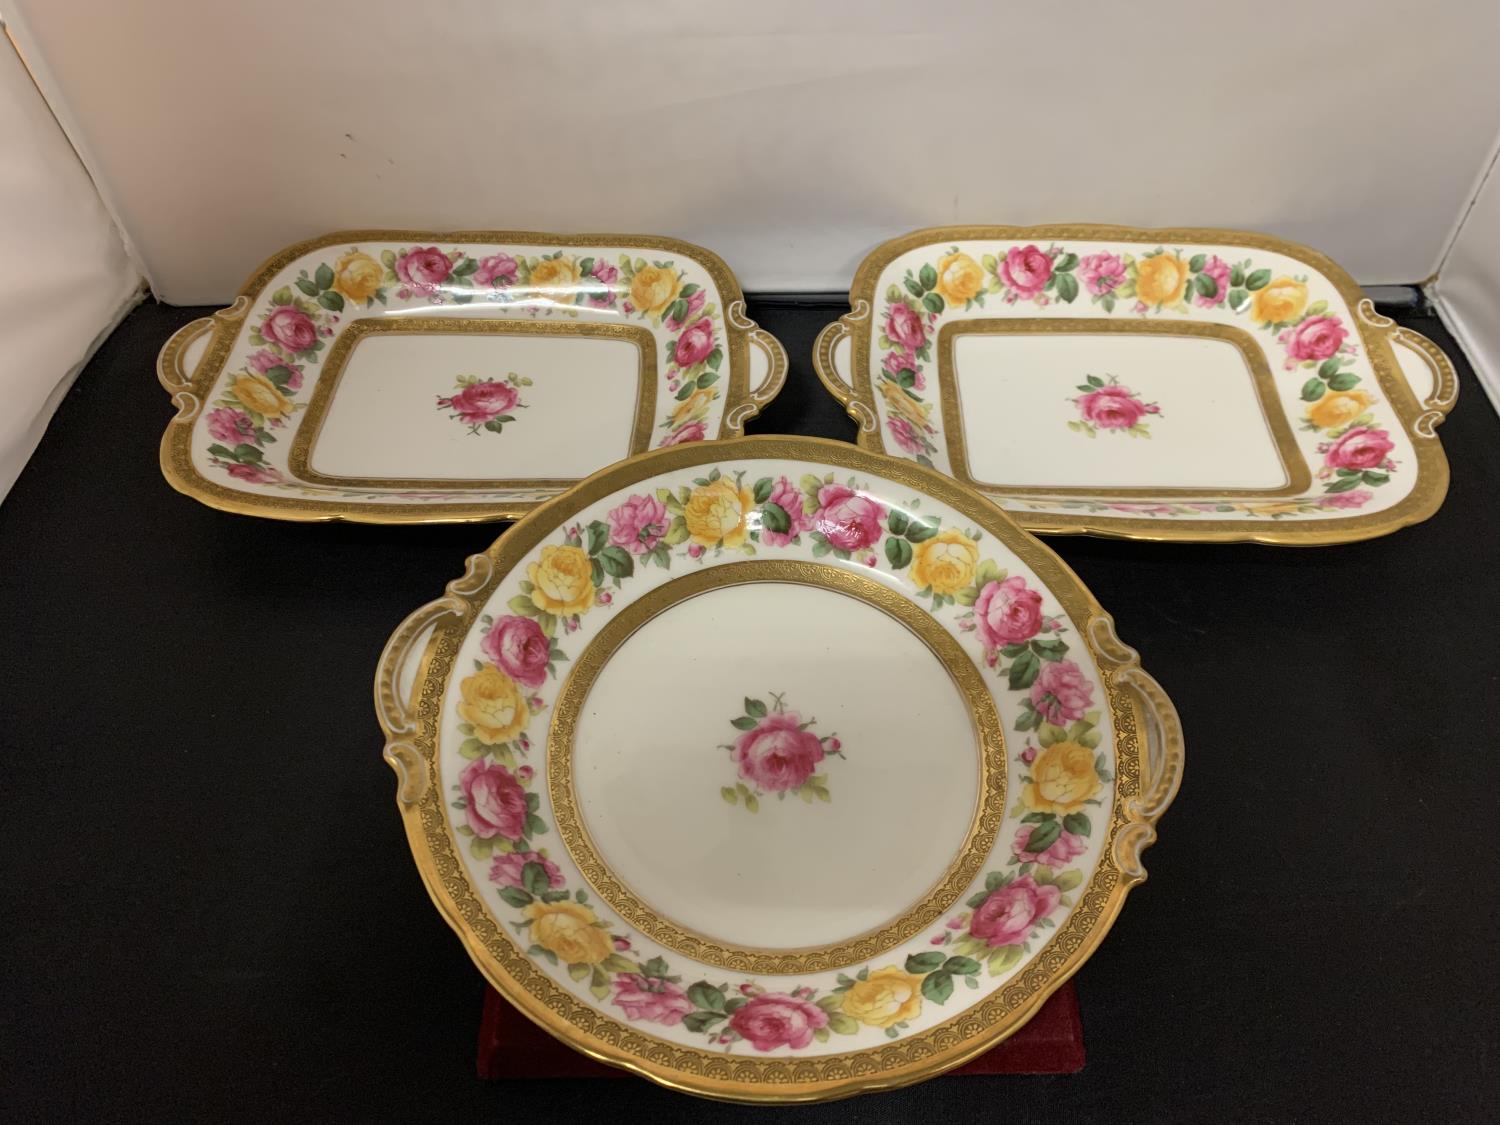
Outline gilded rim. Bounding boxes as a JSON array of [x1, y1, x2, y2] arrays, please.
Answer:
[[547, 559, 1007, 973], [375, 434, 1183, 1103], [815, 223, 1456, 545], [157, 229, 788, 524]]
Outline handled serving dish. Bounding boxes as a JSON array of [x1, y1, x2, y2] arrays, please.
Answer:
[[814, 225, 1456, 544], [376, 435, 1181, 1102], [158, 230, 786, 523]]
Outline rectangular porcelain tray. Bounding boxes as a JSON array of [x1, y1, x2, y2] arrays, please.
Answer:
[[158, 230, 787, 523], [815, 225, 1456, 544]]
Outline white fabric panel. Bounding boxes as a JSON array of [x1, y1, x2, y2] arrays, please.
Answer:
[[0, 33, 139, 503], [7, 1, 1500, 303], [1432, 135, 1500, 417]]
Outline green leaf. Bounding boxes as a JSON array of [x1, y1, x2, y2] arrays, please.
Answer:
[[1030, 637, 1068, 662], [317, 290, 344, 312], [1055, 870, 1084, 892], [682, 1011, 726, 1033], [525, 814, 547, 836], [664, 515, 689, 546], [1025, 819, 1062, 853], [904, 277, 924, 298], [497, 886, 533, 909], [720, 787, 737, 805], [598, 545, 633, 579], [639, 956, 670, 978], [1325, 476, 1363, 493], [586, 520, 608, 556], [271, 286, 292, 306], [921, 971, 954, 1005], [1318, 357, 1344, 379], [745, 697, 768, 718], [918, 263, 938, 292], [1227, 287, 1249, 310], [761, 501, 791, 534], [1054, 272, 1079, 303], [232, 443, 264, 463], [904, 515, 939, 543], [752, 477, 774, 504], [905, 951, 946, 974], [987, 945, 1023, 975], [664, 298, 688, 325], [295, 277, 320, 297], [943, 956, 981, 976], [675, 382, 696, 401], [1078, 728, 1102, 750], [678, 282, 700, 298], [687, 982, 726, 1012], [1008, 649, 1041, 691], [565, 961, 592, 982], [730, 716, 758, 731], [1189, 253, 1207, 273], [521, 862, 550, 897], [827, 1012, 860, 1035], [1301, 377, 1327, 402], [885, 536, 913, 569], [1037, 722, 1068, 747], [887, 509, 910, 536], [922, 291, 945, 316], [1362, 470, 1389, 486], [1245, 268, 1271, 291], [457, 738, 484, 760], [1193, 273, 1217, 299], [1054, 252, 1078, 272], [1229, 264, 1245, 287], [1063, 812, 1091, 836], [1328, 371, 1360, 391], [507, 595, 539, 617], [589, 559, 604, 590], [314, 263, 335, 291]]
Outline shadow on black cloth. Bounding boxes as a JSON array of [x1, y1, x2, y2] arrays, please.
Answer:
[[1, 295, 1496, 1123]]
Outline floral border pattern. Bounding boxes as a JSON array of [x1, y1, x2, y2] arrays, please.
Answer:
[[200, 244, 731, 488], [446, 464, 1109, 1054], [873, 241, 1397, 516]]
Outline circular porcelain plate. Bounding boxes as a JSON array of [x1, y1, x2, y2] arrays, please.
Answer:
[[376, 436, 1182, 1102]]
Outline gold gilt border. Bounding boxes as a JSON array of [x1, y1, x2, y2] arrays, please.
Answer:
[[817, 223, 1455, 545], [937, 318, 1311, 498], [375, 435, 1184, 1103], [547, 559, 1006, 974], [157, 229, 784, 525], [288, 317, 658, 490]]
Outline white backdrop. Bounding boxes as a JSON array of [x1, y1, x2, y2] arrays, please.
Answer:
[[8, 0, 1500, 303], [1433, 137, 1500, 414]]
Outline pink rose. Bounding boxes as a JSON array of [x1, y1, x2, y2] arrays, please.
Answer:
[[974, 576, 1044, 649], [760, 476, 808, 547], [1324, 427, 1394, 471], [437, 379, 518, 425], [607, 493, 669, 555], [1319, 488, 1373, 510], [1193, 255, 1230, 308], [591, 259, 620, 284], [727, 992, 829, 1051], [673, 316, 716, 367], [225, 463, 283, 485], [732, 710, 825, 792], [474, 253, 518, 287], [813, 483, 887, 552], [247, 348, 304, 390], [882, 349, 923, 389], [659, 420, 706, 447], [1012, 824, 1088, 867], [395, 246, 454, 292], [488, 850, 563, 890], [480, 615, 550, 689], [1000, 245, 1053, 297], [968, 875, 1060, 947], [460, 759, 528, 840], [206, 407, 257, 446], [612, 973, 695, 1026], [885, 303, 927, 350], [1077, 385, 1147, 430], [664, 287, 706, 332], [887, 415, 925, 455], [1030, 659, 1094, 725], [1077, 252, 1125, 297], [260, 306, 317, 353], [1282, 315, 1349, 363]]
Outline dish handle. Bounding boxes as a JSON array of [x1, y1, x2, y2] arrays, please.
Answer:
[[1390, 324, 1460, 438], [812, 303, 879, 433], [724, 303, 789, 429], [1088, 616, 1185, 888], [374, 553, 494, 806], [155, 296, 251, 421]]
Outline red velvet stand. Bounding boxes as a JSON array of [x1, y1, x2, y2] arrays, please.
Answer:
[[477, 981, 1084, 1080]]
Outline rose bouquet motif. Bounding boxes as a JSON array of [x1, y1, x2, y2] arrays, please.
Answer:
[[717, 693, 843, 811], [1067, 375, 1161, 438], [436, 372, 532, 436]]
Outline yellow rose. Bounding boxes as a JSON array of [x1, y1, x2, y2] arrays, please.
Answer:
[[1250, 277, 1308, 326], [910, 529, 979, 596], [1306, 389, 1374, 430], [524, 900, 614, 965], [331, 251, 382, 302], [230, 372, 293, 419], [1024, 740, 1102, 814], [878, 377, 931, 428], [529, 256, 581, 303], [458, 664, 529, 745], [629, 264, 680, 316], [671, 387, 715, 427], [684, 478, 753, 548], [840, 966, 924, 1029], [934, 251, 984, 306], [527, 545, 595, 617], [1134, 253, 1189, 307]]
